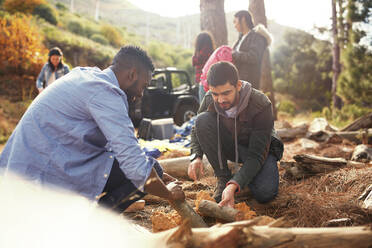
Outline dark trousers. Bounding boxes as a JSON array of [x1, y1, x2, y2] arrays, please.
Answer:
[[195, 112, 279, 203], [98, 159, 146, 212]]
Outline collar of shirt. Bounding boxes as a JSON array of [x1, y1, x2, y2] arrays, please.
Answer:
[[103, 67, 120, 89]]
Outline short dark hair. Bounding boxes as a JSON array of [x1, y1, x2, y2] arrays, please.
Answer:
[[207, 61, 239, 87], [234, 10, 254, 30], [112, 45, 154, 73]]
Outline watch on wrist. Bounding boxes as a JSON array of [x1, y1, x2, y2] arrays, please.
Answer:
[[190, 153, 201, 162]]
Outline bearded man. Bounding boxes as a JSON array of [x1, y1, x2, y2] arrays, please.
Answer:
[[188, 61, 283, 207]]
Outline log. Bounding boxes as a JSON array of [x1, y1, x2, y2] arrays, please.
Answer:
[[124, 199, 145, 212], [158, 156, 240, 180], [170, 199, 208, 228], [351, 144, 372, 162], [276, 123, 308, 140], [196, 200, 244, 222], [341, 112, 372, 131], [358, 184, 372, 212], [158, 217, 372, 248], [158, 156, 214, 179], [307, 129, 372, 144], [281, 154, 348, 179]]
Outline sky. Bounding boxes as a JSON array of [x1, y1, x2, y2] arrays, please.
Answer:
[[125, 0, 332, 33]]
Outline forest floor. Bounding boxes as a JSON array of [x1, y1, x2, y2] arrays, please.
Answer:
[[125, 125, 372, 232], [0, 96, 370, 232]]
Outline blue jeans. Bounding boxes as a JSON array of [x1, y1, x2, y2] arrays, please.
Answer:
[[98, 159, 146, 212]]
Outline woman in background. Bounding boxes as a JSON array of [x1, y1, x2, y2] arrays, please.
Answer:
[[232, 10, 272, 89], [36, 47, 70, 94], [192, 32, 215, 101]]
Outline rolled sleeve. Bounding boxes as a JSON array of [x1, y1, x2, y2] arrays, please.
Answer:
[[87, 88, 154, 191]]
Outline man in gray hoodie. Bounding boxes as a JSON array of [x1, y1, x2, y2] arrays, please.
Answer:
[[188, 61, 283, 208]]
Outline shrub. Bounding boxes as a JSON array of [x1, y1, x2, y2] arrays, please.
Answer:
[[3, 0, 45, 14], [33, 4, 58, 25], [100, 25, 123, 48], [67, 20, 84, 35], [55, 2, 67, 11], [90, 34, 109, 45], [277, 99, 296, 116], [0, 15, 47, 100], [322, 104, 371, 128]]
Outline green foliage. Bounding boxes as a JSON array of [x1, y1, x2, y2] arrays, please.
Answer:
[[277, 99, 297, 116], [272, 30, 333, 111], [100, 25, 123, 48], [337, 0, 372, 107], [67, 20, 84, 35], [322, 104, 371, 127], [33, 3, 58, 25], [55, 2, 67, 11], [42, 24, 116, 68], [3, 0, 45, 14], [90, 34, 109, 45], [146, 41, 193, 77]]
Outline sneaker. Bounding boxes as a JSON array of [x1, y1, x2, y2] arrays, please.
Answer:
[[213, 177, 230, 203]]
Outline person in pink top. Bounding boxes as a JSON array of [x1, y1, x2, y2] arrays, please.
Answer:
[[192, 32, 215, 101], [200, 45, 233, 94]]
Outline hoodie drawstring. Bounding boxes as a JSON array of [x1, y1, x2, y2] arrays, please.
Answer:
[[234, 117, 239, 168], [217, 113, 223, 170]]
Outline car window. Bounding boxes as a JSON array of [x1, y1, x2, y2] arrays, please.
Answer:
[[171, 72, 188, 91], [151, 73, 167, 89]]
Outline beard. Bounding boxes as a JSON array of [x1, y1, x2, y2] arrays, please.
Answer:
[[218, 91, 239, 110], [125, 80, 143, 103]]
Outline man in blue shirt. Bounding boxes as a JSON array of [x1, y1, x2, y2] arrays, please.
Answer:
[[0, 46, 184, 212]]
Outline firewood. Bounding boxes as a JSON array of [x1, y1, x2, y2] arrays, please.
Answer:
[[158, 156, 240, 180], [281, 154, 348, 179], [358, 184, 372, 212], [196, 200, 244, 222], [341, 112, 372, 131], [160, 217, 372, 248], [170, 199, 208, 228], [351, 144, 372, 162], [276, 123, 308, 140]]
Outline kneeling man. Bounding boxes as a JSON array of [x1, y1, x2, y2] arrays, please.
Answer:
[[188, 61, 283, 208]]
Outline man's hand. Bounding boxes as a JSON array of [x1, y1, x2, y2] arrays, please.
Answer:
[[162, 172, 177, 185], [166, 181, 185, 202], [218, 184, 237, 208], [188, 158, 204, 181]]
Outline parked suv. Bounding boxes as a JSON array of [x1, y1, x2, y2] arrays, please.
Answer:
[[129, 67, 199, 126]]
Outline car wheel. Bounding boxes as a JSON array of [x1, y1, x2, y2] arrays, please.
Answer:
[[174, 104, 198, 126]]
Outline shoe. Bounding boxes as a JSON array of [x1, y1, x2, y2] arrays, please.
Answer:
[[213, 177, 230, 203]]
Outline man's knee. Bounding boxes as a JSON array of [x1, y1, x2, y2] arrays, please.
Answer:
[[249, 181, 278, 203]]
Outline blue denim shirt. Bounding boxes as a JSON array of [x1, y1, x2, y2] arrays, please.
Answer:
[[0, 67, 155, 200], [36, 63, 70, 89]]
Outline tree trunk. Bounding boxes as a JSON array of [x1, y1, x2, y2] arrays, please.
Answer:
[[200, 0, 228, 47], [160, 218, 372, 248], [332, 0, 342, 109], [248, 0, 277, 119]]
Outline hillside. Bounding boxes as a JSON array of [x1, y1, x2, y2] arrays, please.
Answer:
[[50, 0, 299, 51]]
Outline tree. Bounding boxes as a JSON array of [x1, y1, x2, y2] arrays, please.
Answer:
[[0, 14, 47, 100], [332, 0, 342, 109], [337, 0, 372, 107], [200, 0, 228, 47], [3, 0, 45, 14], [272, 31, 333, 111], [248, 0, 277, 119]]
